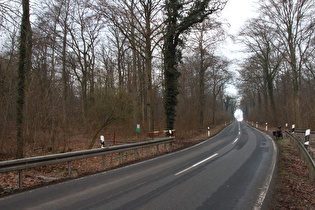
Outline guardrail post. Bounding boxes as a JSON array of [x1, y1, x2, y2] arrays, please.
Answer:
[[133, 149, 138, 160], [18, 170, 23, 189], [311, 168, 315, 181], [119, 152, 123, 164], [68, 161, 71, 177], [147, 147, 150, 156], [110, 154, 113, 166], [102, 155, 106, 170], [113, 132, 116, 145]]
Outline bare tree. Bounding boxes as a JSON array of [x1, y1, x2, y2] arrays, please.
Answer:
[[67, 0, 103, 124], [260, 0, 315, 125], [96, 0, 164, 132], [188, 18, 226, 127], [238, 55, 266, 121], [0, 0, 20, 30], [208, 55, 231, 124], [239, 18, 283, 123]]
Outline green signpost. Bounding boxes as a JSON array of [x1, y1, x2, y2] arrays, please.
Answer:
[[136, 124, 140, 133]]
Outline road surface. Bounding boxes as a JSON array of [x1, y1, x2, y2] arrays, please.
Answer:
[[0, 121, 277, 210]]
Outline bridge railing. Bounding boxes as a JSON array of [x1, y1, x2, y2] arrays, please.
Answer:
[[0, 137, 175, 189]]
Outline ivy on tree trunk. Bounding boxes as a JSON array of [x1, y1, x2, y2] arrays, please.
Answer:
[[16, 0, 32, 158], [163, 0, 226, 130]]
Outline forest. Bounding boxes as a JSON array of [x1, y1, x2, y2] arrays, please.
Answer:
[[0, 0, 314, 159], [238, 0, 315, 130]]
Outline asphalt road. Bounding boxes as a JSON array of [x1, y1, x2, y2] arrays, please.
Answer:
[[0, 121, 277, 210]]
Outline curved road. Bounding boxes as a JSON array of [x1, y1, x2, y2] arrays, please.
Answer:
[[0, 121, 277, 210]]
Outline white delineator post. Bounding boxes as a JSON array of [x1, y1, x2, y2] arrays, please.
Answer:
[[265, 123, 268, 131], [207, 127, 211, 137], [100, 135, 105, 148], [305, 129, 311, 148], [292, 124, 295, 133]]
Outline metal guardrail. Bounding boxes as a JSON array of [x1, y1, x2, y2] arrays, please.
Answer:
[[290, 129, 315, 134], [285, 131, 315, 181], [0, 137, 175, 189]]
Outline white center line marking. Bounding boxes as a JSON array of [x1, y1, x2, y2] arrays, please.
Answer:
[[175, 153, 218, 176]]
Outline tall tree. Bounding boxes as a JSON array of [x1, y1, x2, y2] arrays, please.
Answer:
[[239, 18, 283, 123], [16, 0, 32, 158], [208, 55, 231, 124], [67, 0, 103, 124], [163, 0, 226, 130], [260, 0, 315, 125], [96, 0, 164, 132], [188, 19, 226, 127], [238, 55, 265, 120]]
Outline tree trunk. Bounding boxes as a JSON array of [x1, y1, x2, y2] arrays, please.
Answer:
[[130, 11, 139, 132], [16, 0, 32, 158], [145, 36, 154, 132], [163, 32, 180, 130], [266, 73, 276, 122], [199, 40, 205, 127], [62, 18, 69, 126], [163, 0, 223, 130], [212, 87, 216, 125], [143, 0, 155, 132]]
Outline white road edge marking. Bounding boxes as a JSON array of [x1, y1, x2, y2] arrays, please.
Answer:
[[175, 153, 218, 176], [232, 138, 239, 144], [254, 134, 278, 209]]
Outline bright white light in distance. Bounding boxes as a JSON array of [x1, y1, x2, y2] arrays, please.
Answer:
[[234, 109, 243, 121]]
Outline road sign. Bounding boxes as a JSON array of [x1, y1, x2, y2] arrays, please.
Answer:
[[136, 124, 141, 133]]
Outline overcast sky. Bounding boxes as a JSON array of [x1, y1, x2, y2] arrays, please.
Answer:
[[219, 0, 258, 97], [219, 0, 258, 60], [221, 0, 258, 34]]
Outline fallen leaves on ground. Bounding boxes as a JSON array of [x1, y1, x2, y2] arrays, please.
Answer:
[[271, 139, 315, 209]]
